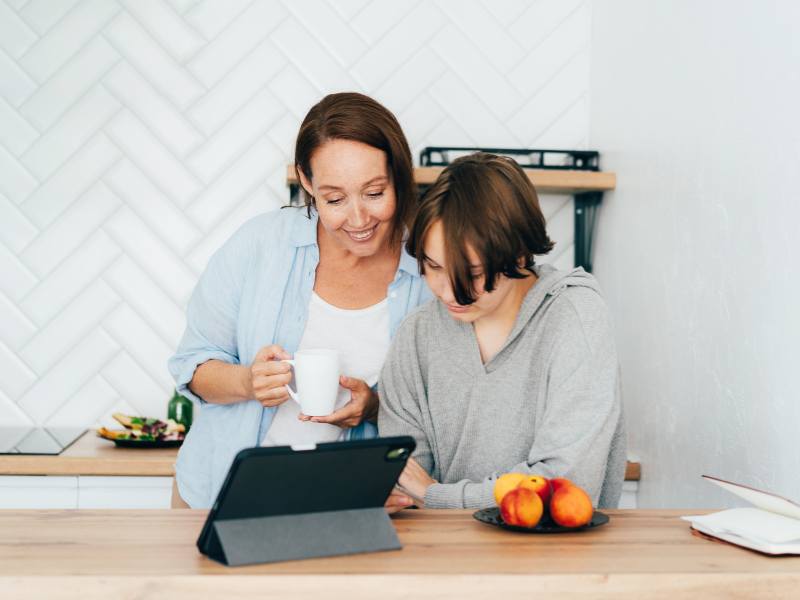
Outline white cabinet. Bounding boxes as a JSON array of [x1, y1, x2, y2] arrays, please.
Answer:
[[0, 476, 78, 508], [0, 476, 172, 509], [78, 476, 173, 509], [618, 481, 639, 509]]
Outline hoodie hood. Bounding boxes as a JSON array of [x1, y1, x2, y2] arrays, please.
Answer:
[[502, 263, 603, 351]]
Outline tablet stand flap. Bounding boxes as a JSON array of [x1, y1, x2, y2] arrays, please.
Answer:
[[212, 507, 401, 566]]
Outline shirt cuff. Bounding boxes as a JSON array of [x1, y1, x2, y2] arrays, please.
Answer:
[[173, 351, 238, 406]]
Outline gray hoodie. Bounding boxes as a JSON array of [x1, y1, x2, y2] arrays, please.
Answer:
[[378, 264, 627, 509]]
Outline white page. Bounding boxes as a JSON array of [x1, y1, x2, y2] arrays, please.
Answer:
[[682, 508, 800, 545], [702, 475, 800, 521]]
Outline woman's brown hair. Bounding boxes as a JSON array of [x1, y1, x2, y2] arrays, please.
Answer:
[[294, 92, 417, 246], [407, 152, 555, 305]]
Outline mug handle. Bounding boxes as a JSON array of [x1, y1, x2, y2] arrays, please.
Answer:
[[279, 359, 298, 402]]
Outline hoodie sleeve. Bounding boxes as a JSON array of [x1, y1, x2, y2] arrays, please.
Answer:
[[378, 313, 435, 475], [423, 289, 622, 509], [520, 292, 621, 504]]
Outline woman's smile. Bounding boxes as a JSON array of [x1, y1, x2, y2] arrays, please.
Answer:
[[344, 224, 379, 242]]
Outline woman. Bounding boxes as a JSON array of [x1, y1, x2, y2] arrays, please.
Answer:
[[169, 92, 431, 508], [379, 152, 626, 511]]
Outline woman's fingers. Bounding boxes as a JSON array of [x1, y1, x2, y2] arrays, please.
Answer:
[[334, 375, 378, 423], [252, 371, 292, 388], [303, 403, 358, 426], [253, 372, 292, 407], [300, 376, 371, 426], [251, 360, 291, 377], [339, 375, 367, 391], [254, 344, 291, 362], [258, 389, 290, 407], [249, 347, 294, 406]]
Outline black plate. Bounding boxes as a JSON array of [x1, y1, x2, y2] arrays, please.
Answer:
[[112, 438, 184, 449], [473, 506, 609, 533]]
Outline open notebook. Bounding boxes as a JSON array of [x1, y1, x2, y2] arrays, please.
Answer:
[[682, 475, 800, 555]]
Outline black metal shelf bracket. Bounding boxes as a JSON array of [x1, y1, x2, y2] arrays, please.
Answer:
[[574, 191, 602, 273]]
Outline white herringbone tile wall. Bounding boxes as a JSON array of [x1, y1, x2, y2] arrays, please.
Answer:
[[0, 0, 592, 431]]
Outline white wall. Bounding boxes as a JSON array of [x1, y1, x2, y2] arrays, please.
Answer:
[[0, 1, 590, 440], [590, 0, 800, 508]]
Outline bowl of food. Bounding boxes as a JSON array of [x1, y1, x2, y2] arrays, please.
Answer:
[[97, 413, 186, 448]]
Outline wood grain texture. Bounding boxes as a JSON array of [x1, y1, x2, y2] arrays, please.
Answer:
[[286, 165, 617, 193], [0, 433, 641, 480], [0, 432, 176, 476], [0, 509, 797, 599]]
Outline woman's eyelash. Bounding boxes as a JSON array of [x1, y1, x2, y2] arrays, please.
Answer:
[[325, 191, 382, 203]]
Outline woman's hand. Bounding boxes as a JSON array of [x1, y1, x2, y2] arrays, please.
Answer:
[[246, 345, 293, 408], [299, 375, 377, 428]]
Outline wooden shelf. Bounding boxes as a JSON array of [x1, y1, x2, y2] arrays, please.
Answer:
[[286, 165, 616, 194]]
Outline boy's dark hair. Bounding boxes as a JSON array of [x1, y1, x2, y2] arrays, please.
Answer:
[[407, 152, 554, 305]]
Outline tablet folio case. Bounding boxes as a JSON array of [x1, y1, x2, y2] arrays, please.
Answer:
[[207, 508, 399, 566], [198, 437, 414, 566]]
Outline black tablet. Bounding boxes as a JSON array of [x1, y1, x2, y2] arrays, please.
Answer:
[[197, 436, 416, 566]]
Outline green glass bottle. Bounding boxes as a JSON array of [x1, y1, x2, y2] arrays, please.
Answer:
[[167, 389, 193, 431]]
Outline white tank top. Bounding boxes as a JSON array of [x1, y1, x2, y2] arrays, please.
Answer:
[[261, 291, 391, 446]]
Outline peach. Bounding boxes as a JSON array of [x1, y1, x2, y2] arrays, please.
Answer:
[[517, 475, 552, 506], [549, 484, 593, 528], [550, 477, 574, 494], [493, 472, 527, 506], [500, 487, 543, 528]]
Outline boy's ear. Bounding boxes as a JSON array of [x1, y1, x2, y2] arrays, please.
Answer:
[[296, 167, 313, 197]]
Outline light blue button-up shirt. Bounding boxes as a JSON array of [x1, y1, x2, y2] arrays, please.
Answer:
[[168, 207, 432, 508]]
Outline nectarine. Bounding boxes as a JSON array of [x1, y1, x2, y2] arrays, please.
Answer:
[[550, 477, 574, 494], [493, 472, 526, 506], [549, 484, 593, 528], [500, 487, 543, 528], [517, 475, 552, 505]]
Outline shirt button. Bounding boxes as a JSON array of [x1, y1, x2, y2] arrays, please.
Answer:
[[389, 292, 397, 299]]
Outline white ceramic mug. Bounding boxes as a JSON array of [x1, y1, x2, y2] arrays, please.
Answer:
[[281, 349, 340, 417]]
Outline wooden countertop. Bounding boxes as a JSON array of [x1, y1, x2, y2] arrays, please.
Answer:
[[0, 432, 176, 476], [0, 509, 796, 599], [286, 164, 617, 193], [0, 432, 641, 480]]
